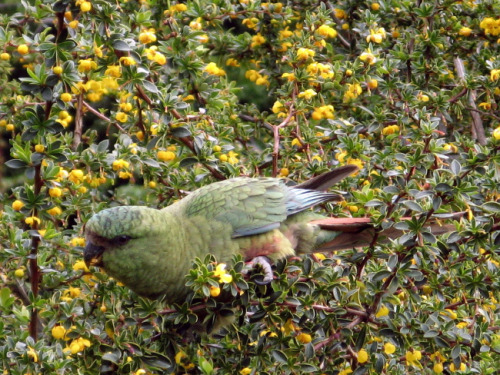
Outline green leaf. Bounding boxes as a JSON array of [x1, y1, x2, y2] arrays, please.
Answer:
[[5, 159, 28, 169], [198, 357, 213, 375], [112, 40, 132, 51], [142, 80, 159, 93], [179, 157, 198, 168], [171, 126, 192, 138], [271, 349, 287, 364], [482, 202, 500, 213]]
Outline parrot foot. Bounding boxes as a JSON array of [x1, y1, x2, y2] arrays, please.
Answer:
[[244, 256, 273, 285]]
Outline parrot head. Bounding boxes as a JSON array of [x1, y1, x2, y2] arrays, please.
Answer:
[[83, 206, 169, 297], [84, 206, 146, 266]]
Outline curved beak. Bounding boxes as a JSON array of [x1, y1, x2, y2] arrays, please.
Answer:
[[84, 241, 105, 267]]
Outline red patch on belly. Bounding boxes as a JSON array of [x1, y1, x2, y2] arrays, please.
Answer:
[[243, 236, 280, 260]]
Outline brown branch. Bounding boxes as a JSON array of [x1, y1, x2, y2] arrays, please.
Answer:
[[72, 93, 84, 150], [82, 101, 126, 133], [453, 56, 486, 145]]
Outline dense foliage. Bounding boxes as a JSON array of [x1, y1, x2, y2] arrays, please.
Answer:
[[0, 0, 499, 374]]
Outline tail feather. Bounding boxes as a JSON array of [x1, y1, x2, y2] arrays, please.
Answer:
[[296, 165, 359, 191], [310, 214, 462, 252]]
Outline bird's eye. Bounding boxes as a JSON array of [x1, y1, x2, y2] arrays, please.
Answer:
[[115, 235, 132, 245]]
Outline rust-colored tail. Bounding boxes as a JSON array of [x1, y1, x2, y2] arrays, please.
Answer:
[[310, 214, 461, 252]]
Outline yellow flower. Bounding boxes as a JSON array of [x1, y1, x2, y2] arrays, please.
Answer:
[[366, 27, 387, 43], [242, 17, 259, 30], [359, 51, 376, 65], [52, 325, 67, 340], [441, 309, 458, 320], [478, 102, 491, 110], [70, 237, 85, 247], [210, 285, 221, 297], [115, 111, 128, 123], [138, 30, 157, 44], [346, 158, 363, 171], [493, 127, 500, 140], [456, 321, 468, 329], [12, 200, 24, 211], [375, 304, 389, 318], [240, 368, 252, 375], [371, 2, 380, 11], [34, 144, 45, 153], [382, 124, 399, 135], [405, 350, 422, 365], [213, 263, 233, 283], [443, 143, 458, 152], [105, 65, 121, 78], [449, 363, 466, 372], [250, 33, 266, 48], [68, 169, 85, 183], [280, 318, 297, 335], [77, 59, 97, 73], [26, 347, 38, 363], [296, 47, 315, 60], [60, 92, 72, 103], [174, 350, 195, 370], [49, 187, 63, 198], [119, 56, 137, 66], [357, 349, 369, 363], [339, 368, 353, 375], [433, 362, 444, 373], [204, 62, 226, 76], [367, 78, 378, 89], [157, 150, 176, 162], [458, 27, 472, 37], [73, 260, 90, 272], [112, 159, 129, 171], [226, 58, 240, 67], [14, 268, 25, 278], [0, 52, 10, 60], [316, 24, 337, 38], [312, 105, 334, 120], [272, 101, 285, 114], [480, 17, 500, 36], [306, 62, 334, 79], [25, 216, 41, 226], [66, 337, 91, 354], [384, 342, 396, 354], [79, 0, 92, 12], [17, 44, 29, 55], [47, 206, 62, 216], [343, 83, 362, 102], [118, 171, 132, 179], [490, 69, 500, 81], [189, 17, 203, 30], [281, 72, 296, 81], [279, 167, 289, 177], [296, 332, 312, 344], [298, 89, 317, 100], [334, 8, 346, 19]]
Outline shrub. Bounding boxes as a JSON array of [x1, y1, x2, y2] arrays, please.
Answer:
[[0, 1, 499, 374]]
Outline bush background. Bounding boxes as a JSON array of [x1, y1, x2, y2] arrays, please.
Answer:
[[0, 0, 499, 374]]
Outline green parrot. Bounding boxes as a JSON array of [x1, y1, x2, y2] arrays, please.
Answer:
[[83, 165, 454, 303]]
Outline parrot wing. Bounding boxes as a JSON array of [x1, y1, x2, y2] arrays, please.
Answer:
[[183, 177, 341, 238]]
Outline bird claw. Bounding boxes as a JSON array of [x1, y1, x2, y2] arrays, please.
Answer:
[[244, 256, 274, 285]]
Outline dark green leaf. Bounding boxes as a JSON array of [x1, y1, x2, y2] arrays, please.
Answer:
[[112, 40, 132, 51], [171, 126, 192, 138], [179, 157, 199, 168], [271, 349, 287, 364], [5, 159, 27, 169]]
